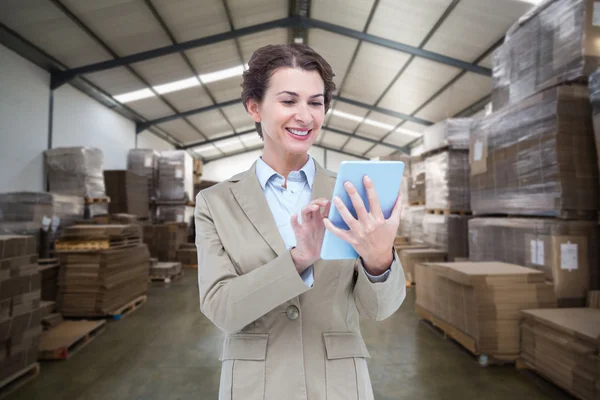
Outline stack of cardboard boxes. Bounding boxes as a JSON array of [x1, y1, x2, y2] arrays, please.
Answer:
[[103, 170, 149, 219], [54, 225, 149, 317], [127, 149, 159, 203], [143, 223, 188, 262], [176, 243, 197, 268], [416, 261, 556, 361], [520, 308, 600, 400], [469, 0, 600, 309], [0, 235, 45, 382], [421, 119, 472, 261]]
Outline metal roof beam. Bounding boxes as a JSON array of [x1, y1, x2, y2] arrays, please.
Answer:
[[51, 16, 491, 88]]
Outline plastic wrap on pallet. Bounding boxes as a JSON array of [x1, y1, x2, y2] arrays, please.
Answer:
[[422, 213, 470, 261], [491, 0, 600, 111], [85, 203, 109, 219], [423, 118, 472, 153], [44, 147, 106, 198], [426, 150, 470, 211], [155, 205, 194, 226], [589, 69, 600, 185], [157, 151, 194, 202], [470, 85, 598, 218], [407, 206, 425, 243], [468, 217, 599, 306], [127, 149, 159, 201]]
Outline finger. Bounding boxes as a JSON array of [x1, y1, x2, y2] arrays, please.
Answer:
[[333, 196, 359, 230], [319, 200, 331, 220], [389, 194, 403, 222], [344, 181, 369, 221], [323, 218, 352, 243], [364, 175, 383, 219], [301, 203, 319, 221], [290, 213, 300, 230]]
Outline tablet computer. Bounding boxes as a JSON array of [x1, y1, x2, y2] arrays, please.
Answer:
[[320, 160, 405, 260]]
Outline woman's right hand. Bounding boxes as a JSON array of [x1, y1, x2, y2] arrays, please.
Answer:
[[290, 198, 331, 274]]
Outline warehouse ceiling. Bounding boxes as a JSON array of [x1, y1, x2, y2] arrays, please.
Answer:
[[0, 0, 535, 162]]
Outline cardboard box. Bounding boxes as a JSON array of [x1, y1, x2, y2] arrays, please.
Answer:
[[425, 150, 470, 211], [158, 151, 194, 202], [104, 170, 150, 219], [416, 261, 557, 359], [399, 248, 446, 284], [176, 248, 197, 266], [45, 147, 106, 198], [423, 118, 472, 154], [422, 213, 470, 260], [521, 308, 600, 400], [491, 0, 600, 111], [589, 69, 600, 186], [127, 149, 159, 202], [0, 236, 37, 260], [406, 206, 426, 243], [143, 223, 188, 262], [470, 85, 598, 218], [468, 217, 599, 306]]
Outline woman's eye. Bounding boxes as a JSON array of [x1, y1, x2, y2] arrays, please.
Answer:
[[311, 102, 323, 106], [282, 100, 295, 105]]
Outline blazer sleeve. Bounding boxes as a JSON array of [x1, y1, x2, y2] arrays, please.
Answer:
[[195, 192, 311, 335], [352, 248, 407, 321]]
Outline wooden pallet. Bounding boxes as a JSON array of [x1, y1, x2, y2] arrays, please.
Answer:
[[108, 295, 147, 320], [84, 196, 110, 204], [38, 320, 106, 360], [416, 305, 516, 367], [150, 271, 183, 284], [183, 264, 198, 269], [426, 209, 472, 216], [55, 236, 141, 252], [0, 363, 40, 399]]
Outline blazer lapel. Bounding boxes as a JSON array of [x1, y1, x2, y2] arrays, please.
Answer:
[[312, 160, 336, 202], [230, 162, 287, 256]]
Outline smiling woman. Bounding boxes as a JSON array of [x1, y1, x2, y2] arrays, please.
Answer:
[[195, 43, 406, 400]]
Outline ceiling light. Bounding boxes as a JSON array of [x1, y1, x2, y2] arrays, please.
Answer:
[[294, 37, 304, 44], [216, 138, 242, 148], [113, 88, 154, 103], [200, 65, 245, 84], [394, 127, 422, 137], [155, 77, 199, 94], [193, 144, 217, 154], [113, 64, 246, 103]]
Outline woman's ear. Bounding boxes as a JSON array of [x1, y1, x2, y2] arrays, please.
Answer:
[[246, 99, 261, 123]]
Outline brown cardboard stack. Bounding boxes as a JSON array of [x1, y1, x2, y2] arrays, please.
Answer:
[[0, 192, 85, 257], [422, 214, 470, 261], [491, 0, 600, 111], [520, 308, 600, 400], [399, 248, 446, 284], [425, 151, 470, 211], [588, 291, 600, 308], [416, 261, 557, 360], [54, 225, 149, 317], [470, 85, 598, 218], [44, 147, 106, 199], [143, 223, 188, 262], [104, 170, 149, 219], [150, 262, 183, 279], [589, 69, 600, 179], [193, 159, 203, 185], [0, 235, 44, 382], [127, 149, 159, 202], [379, 154, 412, 236], [468, 218, 599, 307], [177, 244, 197, 267]]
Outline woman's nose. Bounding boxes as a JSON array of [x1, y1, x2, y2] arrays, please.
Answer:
[[295, 104, 312, 124]]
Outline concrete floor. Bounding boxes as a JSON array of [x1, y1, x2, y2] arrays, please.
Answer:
[[8, 272, 573, 400]]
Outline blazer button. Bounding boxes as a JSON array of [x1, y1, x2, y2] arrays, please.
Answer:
[[286, 305, 299, 320]]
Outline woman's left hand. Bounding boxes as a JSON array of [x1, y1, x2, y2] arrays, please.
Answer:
[[323, 175, 402, 275]]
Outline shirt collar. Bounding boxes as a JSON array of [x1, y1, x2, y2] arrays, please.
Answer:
[[256, 155, 316, 190]]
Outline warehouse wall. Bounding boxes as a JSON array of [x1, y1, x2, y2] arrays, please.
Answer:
[[137, 131, 175, 152], [52, 85, 136, 170], [0, 44, 51, 192]]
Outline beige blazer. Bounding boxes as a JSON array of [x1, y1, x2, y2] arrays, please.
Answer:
[[195, 159, 406, 400]]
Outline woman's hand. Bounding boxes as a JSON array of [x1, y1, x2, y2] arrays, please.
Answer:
[[290, 198, 331, 274], [323, 176, 402, 275]]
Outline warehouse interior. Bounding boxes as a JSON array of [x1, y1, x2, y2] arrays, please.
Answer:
[[0, 0, 599, 399]]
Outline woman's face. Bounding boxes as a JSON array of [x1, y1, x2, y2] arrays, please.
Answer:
[[249, 67, 326, 156]]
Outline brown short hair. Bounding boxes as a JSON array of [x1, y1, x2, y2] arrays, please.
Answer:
[[241, 43, 336, 139]]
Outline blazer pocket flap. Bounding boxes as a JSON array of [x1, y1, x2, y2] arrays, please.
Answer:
[[323, 332, 371, 360], [221, 334, 269, 361]]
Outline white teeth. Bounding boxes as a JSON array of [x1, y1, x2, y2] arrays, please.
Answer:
[[288, 128, 309, 136]]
